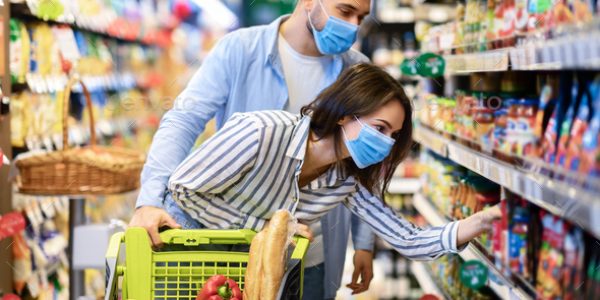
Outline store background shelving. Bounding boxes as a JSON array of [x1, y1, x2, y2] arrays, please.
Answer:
[[367, 0, 600, 298], [412, 193, 533, 300], [0, 0, 237, 298], [413, 124, 600, 240]]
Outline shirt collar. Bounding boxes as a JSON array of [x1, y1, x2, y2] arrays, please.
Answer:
[[265, 15, 343, 77], [286, 114, 311, 160], [286, 115, 350, 185]]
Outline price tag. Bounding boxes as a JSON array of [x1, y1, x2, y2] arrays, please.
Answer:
[[512, 172, 521, 194], [416, 53, 446, 77], [0, 212, 26, 240], [593, 203, 600, 239], [0, 148, 9, 167], [401, 58, 419, 76], [460, 260, 489, 290]]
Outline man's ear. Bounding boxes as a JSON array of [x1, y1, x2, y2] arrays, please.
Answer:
[[301, 0, 314, 11]]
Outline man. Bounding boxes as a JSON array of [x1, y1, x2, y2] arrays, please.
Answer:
[[129, 0, 375, 298]]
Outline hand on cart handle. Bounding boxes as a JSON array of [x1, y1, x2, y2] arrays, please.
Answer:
[[262, 219, 315, 243], [128, 206, 181, 247]]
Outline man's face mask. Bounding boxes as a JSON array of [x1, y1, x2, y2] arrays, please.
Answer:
[[307, 0, 359, 55]]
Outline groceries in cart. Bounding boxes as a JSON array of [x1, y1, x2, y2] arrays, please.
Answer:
[[105, 209, 309, 300]]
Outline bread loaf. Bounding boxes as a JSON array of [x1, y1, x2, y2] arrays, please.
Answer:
[[261, 210, 291, 300], [244, 228, 267, 300], [243, 210, 293, 299]]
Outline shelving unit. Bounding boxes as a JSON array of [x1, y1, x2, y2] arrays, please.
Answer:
[[413, 124, 600, 240], [436, 21, 600, 74], [9, 2, 165, 47], [413, 193, 533, 300], [5, 1, 174, 297]]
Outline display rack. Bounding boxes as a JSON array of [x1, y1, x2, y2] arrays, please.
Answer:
[[437, 21, 600, 74], [9, 2, 163, 47], [444, 48, 511, 75], [413, 124, 600, 240], [413, 193, 533, 300], [6, 1, 168, 297]]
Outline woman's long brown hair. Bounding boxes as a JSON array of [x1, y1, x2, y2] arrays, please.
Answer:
[[301, 63, 413, 200]]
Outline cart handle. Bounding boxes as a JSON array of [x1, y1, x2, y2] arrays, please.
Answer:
[[159, 229, 257, 246], [104, 232, 124, 300]]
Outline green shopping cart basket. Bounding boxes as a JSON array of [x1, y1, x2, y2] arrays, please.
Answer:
[[105, 227, 310, 300]]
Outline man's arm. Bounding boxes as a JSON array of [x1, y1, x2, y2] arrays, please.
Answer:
[[130, 33, 241, 247], [136, 33, 240, 208]]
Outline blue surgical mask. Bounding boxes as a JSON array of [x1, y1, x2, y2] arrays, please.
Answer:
[[342, 116, 395, 169], [307, 0, 359, 55]]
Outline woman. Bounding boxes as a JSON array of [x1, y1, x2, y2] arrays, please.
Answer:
[[168, 63, 500, 260]]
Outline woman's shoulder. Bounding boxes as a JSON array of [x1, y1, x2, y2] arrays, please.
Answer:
[[228, 111, 301, 128]]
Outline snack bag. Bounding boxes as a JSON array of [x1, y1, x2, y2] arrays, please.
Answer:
[[536, 213, 565, 299]]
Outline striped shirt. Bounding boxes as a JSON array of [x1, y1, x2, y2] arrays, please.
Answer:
[[169, 111, 462, 259]]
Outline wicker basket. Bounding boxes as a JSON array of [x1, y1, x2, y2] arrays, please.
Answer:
[[15, 77, 146, 195]]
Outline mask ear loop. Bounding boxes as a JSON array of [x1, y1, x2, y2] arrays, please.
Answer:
[[317, 0, 330, 18], [341, 115, 362, 141], [307, 0, 330, 29]]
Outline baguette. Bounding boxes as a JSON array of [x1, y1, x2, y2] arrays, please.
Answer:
[[262, 210, 292, 300], [244, 228, 267, 300]]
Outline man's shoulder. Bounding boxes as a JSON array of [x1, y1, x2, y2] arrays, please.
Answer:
[[220, 23, 273, 53], [340, 48, 370, 66]]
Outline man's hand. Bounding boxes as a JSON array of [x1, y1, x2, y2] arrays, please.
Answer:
[[129, 206, 181, 247], [346, 249, 374, 295]]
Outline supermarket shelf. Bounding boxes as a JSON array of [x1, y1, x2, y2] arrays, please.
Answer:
[[10, 2, 161, 47], [410, 261, 445, 299], [440, 22, 600, 74], [12, 73, 139, 94], [414, 125, 600, 240], [444, 48, 511, 75], [388, 177, 421, 194], [413, 194, 533, 300]]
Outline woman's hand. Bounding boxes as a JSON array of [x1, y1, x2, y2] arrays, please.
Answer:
[[347, 249, 374, 295], [261, 220, 314, 242], [457, 205, 502, 247], [294, 223, 314, 242]]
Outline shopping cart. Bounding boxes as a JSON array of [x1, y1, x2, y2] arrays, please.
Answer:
[[105, 227, 309, 300]]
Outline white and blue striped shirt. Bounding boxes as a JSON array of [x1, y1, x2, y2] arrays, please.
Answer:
[[169, 111, 461, 259]]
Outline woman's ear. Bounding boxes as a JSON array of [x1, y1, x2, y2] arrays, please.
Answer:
[[337, 116, 351, 126]]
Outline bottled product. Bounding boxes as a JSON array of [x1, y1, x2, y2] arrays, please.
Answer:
[[515, 99, 539, 156], [564, 83, 592, 169], [530, 80, 556, 158], [508, 199, 530, 279], [579, 97, 600, 176]]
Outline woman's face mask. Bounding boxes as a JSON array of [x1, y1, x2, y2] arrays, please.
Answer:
[[307, 0, 359, 55], [342, 116, 395, 169]]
